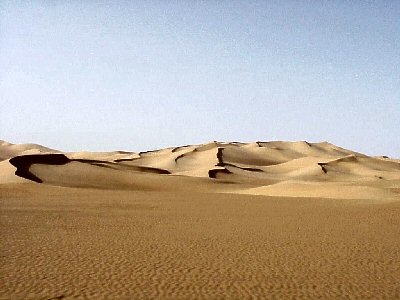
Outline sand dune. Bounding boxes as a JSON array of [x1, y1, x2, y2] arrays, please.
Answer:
[[0, 139, 58, 161], [1, 140, 400, 299], [1, 140, 399, 201], [239, 180, 396, 200]]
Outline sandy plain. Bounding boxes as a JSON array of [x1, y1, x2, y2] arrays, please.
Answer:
[[1, 140, 400, 299]]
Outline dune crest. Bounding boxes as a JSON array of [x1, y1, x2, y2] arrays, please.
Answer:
[[1, 140, 399, 201], [0, 140, 58, 161]]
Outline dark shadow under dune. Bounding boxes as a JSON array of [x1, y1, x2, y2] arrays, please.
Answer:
[[317, 163, 328, 174], [216, 148, 224, 164], [174, 153, 186, 163], [9, 154, 172, 183], [9, 154, 70, 183], [113, 158, 140, 163], [208, 168, 232, 179], [126, 165, 170, 174], [172, 145, 191, 153], [217, 162, 264, 172]]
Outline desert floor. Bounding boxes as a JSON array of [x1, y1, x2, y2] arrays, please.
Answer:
[[1, 183, 400, 299]]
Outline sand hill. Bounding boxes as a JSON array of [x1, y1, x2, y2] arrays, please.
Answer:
[[1, 140, 399, 200], [1, 139, 400, 299]]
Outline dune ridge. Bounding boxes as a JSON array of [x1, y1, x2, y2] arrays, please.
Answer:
[[1, 140, 399, 201], [0, 139, 59, 161], [2, 140, 400, 299]]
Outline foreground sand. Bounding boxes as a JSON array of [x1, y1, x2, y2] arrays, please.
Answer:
[[1, 183, 400, 299]]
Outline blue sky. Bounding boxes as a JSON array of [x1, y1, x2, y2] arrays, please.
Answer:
[[1, 1, 399, 156]]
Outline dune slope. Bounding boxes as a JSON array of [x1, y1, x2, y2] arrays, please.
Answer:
[[1, 140, 400, 299], [1, 140, 399, 200]]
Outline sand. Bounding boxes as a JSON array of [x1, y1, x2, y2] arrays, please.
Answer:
[[1, 140, 400, 299]]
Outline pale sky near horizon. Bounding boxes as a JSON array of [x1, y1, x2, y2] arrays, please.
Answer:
[[1, 1, 399, 157]]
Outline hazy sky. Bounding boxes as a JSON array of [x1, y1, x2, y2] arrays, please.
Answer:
[[1, 1, 399, 156]]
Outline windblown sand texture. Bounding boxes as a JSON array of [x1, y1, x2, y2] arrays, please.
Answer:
[[1, 139, 400, 299]]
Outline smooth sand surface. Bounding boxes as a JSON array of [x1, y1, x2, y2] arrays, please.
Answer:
[[1, 140, 399, 201], [1, 184, 400, 299], [1, 140, 400, 299]]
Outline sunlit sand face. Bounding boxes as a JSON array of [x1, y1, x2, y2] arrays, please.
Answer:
[[1, 140, 400, 299], [1, 140, 399, 201]]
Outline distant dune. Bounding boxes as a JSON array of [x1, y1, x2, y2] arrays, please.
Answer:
[[1, 139, 399, 201], [2, 139, 400, 299]]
